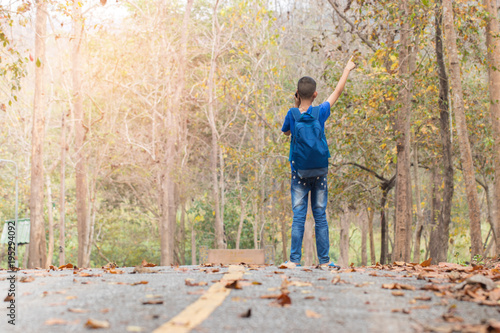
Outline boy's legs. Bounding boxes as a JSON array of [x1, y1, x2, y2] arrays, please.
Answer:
[[290, 171, 310, 264], [311, 175, 329, 264]]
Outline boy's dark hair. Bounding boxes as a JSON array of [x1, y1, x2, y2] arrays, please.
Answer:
[[297, 76, 316, 99]]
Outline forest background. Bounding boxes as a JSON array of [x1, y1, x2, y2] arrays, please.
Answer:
[[1, 0, 500, 269]]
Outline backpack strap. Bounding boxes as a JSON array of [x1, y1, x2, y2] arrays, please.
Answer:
[[311, 106, 320, 119], [291, 108, 302, 122]]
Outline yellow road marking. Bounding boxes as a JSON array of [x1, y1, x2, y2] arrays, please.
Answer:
[[153, 265, 245, 333]]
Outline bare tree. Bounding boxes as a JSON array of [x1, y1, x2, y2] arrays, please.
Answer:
[[484, 0, 500, 254], [72, 0, 91, 268], [393, 0, 416, 262], [28, 0, 48, 269], [443, 0, 482, 258]]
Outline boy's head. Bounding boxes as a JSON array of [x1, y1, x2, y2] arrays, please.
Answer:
[[297, 76, 317, 100]]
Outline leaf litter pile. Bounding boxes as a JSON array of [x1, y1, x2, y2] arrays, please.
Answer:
[[5, 257, 500, 332]]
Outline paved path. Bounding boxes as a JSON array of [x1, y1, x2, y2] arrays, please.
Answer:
[[1, 265, 498, 332]]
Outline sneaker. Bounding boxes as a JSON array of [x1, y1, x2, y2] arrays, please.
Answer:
[[281, 261, 301, 268], [319, 262, 341, 270]]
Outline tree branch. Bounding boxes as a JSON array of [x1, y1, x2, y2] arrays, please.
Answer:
[[327, 0, 377, 52]]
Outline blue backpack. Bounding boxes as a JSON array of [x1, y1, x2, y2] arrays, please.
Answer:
[[290, 106, 330, 178]]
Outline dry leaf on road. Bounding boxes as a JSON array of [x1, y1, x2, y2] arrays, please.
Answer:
[[85, 318, 110, 329], [20, 276, 35, 283], [305, 310, 321, 318]]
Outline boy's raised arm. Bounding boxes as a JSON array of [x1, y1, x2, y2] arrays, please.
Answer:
[[326, 57, 356, 107]]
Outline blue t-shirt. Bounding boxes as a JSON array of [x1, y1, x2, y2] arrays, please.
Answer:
[[281, 101, 331, 171]]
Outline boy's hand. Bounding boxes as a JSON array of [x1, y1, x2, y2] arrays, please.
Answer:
[[294, 91, 301, 108], [345, 56, 357, 72]]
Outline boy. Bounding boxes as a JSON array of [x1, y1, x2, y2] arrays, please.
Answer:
[[281, 57, 356, 267]]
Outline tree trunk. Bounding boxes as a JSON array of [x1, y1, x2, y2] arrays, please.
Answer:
[[59, 110, 66, 266], [45, 174, 54, 267], [207, 0, 225, 249], [379, 176, 396, 264], [380, 189, 388, 264], [72, 0, 90, 268], [485, 0, 500, 255], [179, 200, 186, 265], [253, 201, 258, 249], [429, 163, 446, 263], [28, 0, 48, 269], [483, 183, 497, 256], [339, 205, 350, 267], [393, 0, 413, 263], [436, 0, 454, 264], [443, 0, 483, 258], [412, 143, 424, 263], [361, 210, 367, 266], [191, 223, 196, 265], [159, 170, 174, 265], [236, 170, 245, 250], [367, 208, 376, 265]]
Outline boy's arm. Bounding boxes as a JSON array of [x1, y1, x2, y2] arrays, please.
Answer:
[[282, 93, 300, 136], [326, 57, 356, 107]]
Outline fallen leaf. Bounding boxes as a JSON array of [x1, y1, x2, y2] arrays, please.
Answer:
[[100, 308, 110, 313], [102, 262, 117, 269], [239, 309, 252, 318], [392, 291, 405, 296], [20, 276, 35, 283], [126, 326, 144, 332], [454, 275, 496, 291], [252, 281, 262, 285], [260, 294, 280, 299], [68, 308, 89, 313], [48, 302, 67, 306], [231, 296, 245, 302], [45, 318, 68, 325], [332, 275, 341, 285], [66, 296, 77, 300], [133, 266, 153, 274], [225, 280, 242, 289], [486, 319, 500, 332], [319, 297, 328, 301], [414, 296, 432, 301], [107, 269, 124, 274], [142, 300, 163, 305], [131, 281, 149, 286], [141, 259, 156, 267], [305, 296, 315, 300], [305, 310, 321, 318], [442, 314, 464, 323], [382, 283, 415, 291], [411, 305, 431, 310], [271, 293, 291, 307], [85, 318, 110, 329], [185, 279, 208, 287], [77, 272, 101, 278], [4, 295, 14, 302], [420, 258, 432, 267], [288, 281, 312, 287], [59, 263, 74, 270]]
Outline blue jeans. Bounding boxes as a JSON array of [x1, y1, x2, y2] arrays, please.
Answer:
[[290, 171, 330, 264]]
